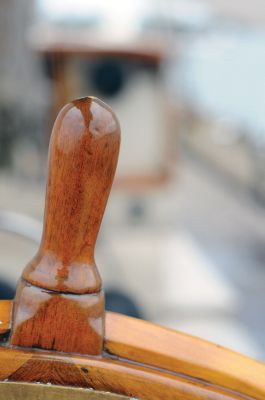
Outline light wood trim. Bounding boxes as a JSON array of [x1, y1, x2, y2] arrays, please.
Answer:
[[0, 346, 252, 400], [105, 312, 265, 400], [1, 302, 265, 399], [0, 381, 133, 400]]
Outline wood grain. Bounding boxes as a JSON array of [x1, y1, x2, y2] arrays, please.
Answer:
[[0, 346, 252, 400], [0, 300, 11, 335], [2, 94, 265, 398], [2, 303, 265, 399], [24, 97, 120, 294], [10, 97, 120, 355], [10, 283, 104, 355], [105, 312, 265, 400]]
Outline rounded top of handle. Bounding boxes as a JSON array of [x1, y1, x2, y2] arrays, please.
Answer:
[[22, 96, 120, 294]]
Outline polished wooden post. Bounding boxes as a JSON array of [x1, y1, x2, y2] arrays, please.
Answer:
[[1, 96, 265, 400], [10, 97, 120, 355]]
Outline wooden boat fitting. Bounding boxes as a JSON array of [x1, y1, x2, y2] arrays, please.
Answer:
[[0, 96, 264, 400]]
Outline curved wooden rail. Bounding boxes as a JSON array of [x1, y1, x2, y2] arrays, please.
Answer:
[[1, 301, 265, 400]]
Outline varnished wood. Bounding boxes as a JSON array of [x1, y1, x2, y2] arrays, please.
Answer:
[[23, 97, 120, 293], [1, 96, 265, 399], [2, 302, 265, 399], [0, 346, 253, 400], [0, 300, 11, 335], [0, 382, 134, 400], [10, 97, 120, 355], [105, 312, 265, 400], [11, 285, 104, 355]]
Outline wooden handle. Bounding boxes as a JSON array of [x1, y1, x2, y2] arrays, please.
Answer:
[[10, 97, 120, 355], [25, 96, 120, 294]]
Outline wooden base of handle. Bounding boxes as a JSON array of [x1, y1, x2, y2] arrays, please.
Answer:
[[10, 281, 104, 355]]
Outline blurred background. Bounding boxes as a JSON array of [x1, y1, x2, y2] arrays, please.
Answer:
[[0, 0, 265, 361]]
